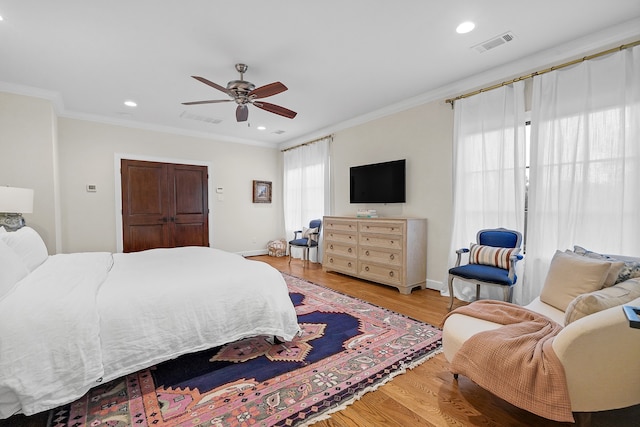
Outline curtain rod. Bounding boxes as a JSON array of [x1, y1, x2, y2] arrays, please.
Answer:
[[280, 134, 333, 152], [445, 39, 640, 106]]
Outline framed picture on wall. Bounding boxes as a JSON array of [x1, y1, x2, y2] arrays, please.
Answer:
[[253, 180, 272, 203]]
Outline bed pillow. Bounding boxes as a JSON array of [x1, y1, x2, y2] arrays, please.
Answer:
[[0, 226, 49, 272], [0, 239, 30, 301], [469, 243, 520, 270], [564, 278, 640, 325], [0, 226, 6, 234], [540, 250, 612, 312], [573, 245, 640, 284]]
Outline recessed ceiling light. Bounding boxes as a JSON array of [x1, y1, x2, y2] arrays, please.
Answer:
[[124, 100, 137, 107], [456, 21, 475, 34], [257, 126, 266, 131]]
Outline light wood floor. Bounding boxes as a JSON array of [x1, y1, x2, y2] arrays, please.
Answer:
[[2, 255, 638, 427]]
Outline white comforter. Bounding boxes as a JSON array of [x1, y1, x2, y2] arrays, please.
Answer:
[[0, 247, 299, 418]]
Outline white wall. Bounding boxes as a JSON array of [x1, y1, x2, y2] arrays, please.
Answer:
[[0, 92, 60, 253], [330, 100, 454, 289], [57, 118, 284, 254]]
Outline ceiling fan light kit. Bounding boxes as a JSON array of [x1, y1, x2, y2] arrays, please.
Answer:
[[182, 63, 297, 122]]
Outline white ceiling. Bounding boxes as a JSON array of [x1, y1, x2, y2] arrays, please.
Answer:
[[1, 1, 639, 148]]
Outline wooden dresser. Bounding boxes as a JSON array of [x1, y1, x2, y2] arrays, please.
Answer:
[[322, 216, 427, 294]]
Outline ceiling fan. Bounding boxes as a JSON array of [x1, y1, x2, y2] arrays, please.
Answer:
[[182, 63, 297, 122]]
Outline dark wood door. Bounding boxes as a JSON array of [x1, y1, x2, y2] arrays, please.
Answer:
[[121, 159, 209, 252]]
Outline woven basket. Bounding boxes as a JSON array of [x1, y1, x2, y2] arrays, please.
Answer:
[[267, 239, 287, 257]]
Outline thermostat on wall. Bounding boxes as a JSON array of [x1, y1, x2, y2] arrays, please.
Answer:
[[86, 184, 97, 192]]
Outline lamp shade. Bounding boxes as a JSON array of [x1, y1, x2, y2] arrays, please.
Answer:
[[0, 186, 34, 213]]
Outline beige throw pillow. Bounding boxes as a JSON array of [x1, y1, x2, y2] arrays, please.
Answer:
[[564, 249, 624, 287], [565, 278, 640, 325], [540, 250, 612, 312]]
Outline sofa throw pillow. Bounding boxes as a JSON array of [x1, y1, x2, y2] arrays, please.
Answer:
[[573, 245, 640, 284], [564, 249, 624, 288], [468, 243, 519, 270], [540, 250, 612, 312], [564, 278, 640, 325], [302, 227, 318, 243]]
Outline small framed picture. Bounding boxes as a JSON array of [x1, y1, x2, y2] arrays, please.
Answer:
[[253, 180, 272, 203]]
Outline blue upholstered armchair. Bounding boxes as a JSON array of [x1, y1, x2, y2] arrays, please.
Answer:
[[448, 228, 523, 311], [288, 219, 322, 266]]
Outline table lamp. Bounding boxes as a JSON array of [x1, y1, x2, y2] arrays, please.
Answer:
[[0, 186, 34, 231]]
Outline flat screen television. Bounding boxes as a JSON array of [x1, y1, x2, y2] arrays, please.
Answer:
[[350, 159, 406, 203]]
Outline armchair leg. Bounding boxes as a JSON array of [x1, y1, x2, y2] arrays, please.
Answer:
[[448, 275, 455, 311], [288, 244, 292, 265], [504, 286, 512, 303], [573, 412, 592, 427]]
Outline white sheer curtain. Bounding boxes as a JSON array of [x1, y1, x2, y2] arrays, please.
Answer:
[[523, 46, 640, 303], [283, 136, 331, 262], [446, 82, 527, 303]]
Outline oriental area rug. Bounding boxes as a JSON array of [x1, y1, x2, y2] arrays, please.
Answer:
[[47, 274, 442, 427]]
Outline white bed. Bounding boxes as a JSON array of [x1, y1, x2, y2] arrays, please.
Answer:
[[0, 227, 300, 419]]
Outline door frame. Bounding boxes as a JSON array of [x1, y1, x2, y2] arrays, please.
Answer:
[[114, 153, 214, 253]]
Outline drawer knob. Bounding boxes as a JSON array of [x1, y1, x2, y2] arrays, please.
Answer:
[[348, 262, 352, 267], [365, 266, 370, 272], [365, 250, 370, 256], [389, 254, 394, 260], [348, 248, 352, 253], [390, 240, 394, 244], [329, 258, 334, 263], [330, 244, 334, 249], [389, 271, 394, 277]]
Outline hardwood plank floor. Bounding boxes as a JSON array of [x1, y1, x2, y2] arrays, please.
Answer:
[[2, 255, 637, 427]]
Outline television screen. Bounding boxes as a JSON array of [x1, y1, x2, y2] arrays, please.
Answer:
[[350, 159, 406, 203]]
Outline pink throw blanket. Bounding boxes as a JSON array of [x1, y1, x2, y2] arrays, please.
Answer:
[[443, 301, 574, 423]]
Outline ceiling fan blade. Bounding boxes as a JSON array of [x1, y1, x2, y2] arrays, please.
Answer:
[[236, 105, 249, 122], [249, 82, 288, 99], [182, 99, 233, 105], [253, 101, 297, 119], [191, 76, 231, 95]]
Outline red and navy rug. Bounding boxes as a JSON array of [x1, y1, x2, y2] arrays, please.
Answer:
[[47, 274, 442, 427]]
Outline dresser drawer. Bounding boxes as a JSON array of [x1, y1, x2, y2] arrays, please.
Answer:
[[326, 241, 357, 258], [324, 219, 358, 233], [359, 247, 402, 266], [358, 262, 402, 286], [325, 255, 357, 274], [325, 231, 357, 245], [359, 234, 403, 250], [358, 221, 404, 236]]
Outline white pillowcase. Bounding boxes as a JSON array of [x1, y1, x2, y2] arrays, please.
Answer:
[[0, 226, 49, 272], [0, 239, 30, 301], [539, 250, 612, 312]]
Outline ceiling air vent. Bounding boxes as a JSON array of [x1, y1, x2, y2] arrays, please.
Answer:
[[179, 111, 222, 124], [472, 31, 515, 53]]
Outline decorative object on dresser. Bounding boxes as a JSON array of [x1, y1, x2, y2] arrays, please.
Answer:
[[0, 186, 34, 231], [322, 216, 427, 294]]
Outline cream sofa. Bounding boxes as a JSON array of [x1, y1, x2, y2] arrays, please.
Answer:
[[442, 247, 640, 423]]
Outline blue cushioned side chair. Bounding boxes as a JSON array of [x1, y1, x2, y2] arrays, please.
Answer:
[[288, 219, 322, 267], [448, 228, 523, 311]]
